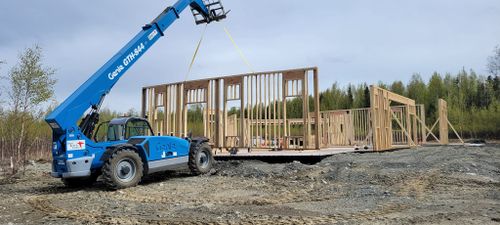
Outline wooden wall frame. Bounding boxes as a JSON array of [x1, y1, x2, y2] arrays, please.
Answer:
[[370, 85, 419, 151], [142, 67, 320, 151], [142, 79, 440, 152], [422, 99, 464, 145]]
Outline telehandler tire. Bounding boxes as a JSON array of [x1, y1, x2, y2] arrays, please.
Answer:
[[102, 148, 143, 190], [189, 142, 214, 175]]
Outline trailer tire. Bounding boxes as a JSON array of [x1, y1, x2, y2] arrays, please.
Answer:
[[102, 148, 143, 190], [189, 142, 214, 175]]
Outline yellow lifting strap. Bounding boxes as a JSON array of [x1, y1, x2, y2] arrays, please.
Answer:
[[184, 23, 256, 82], [223, 25, 255, 73], [184, 24, 208, 82]]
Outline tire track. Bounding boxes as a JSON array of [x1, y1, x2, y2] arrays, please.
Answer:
[[112, 180, 341, 207], [26, 194, 408, 225]]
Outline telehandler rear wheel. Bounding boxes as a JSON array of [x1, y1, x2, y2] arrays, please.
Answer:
[[189, 142, 214, 175], [102, 149, 144, 190]]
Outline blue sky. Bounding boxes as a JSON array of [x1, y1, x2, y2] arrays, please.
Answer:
[[1, 0, 499, 112]]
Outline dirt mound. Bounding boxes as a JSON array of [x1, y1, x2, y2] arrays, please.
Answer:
[[215, 160, 319, 180]]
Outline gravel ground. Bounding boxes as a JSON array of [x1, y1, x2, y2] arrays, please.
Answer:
[[0, 145, 499, 225]]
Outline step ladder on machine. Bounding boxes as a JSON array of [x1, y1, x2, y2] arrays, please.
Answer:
[[191, 0, 229, 24]]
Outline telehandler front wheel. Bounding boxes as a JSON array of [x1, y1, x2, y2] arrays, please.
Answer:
[[189, 143, 214, 175], [102, 149, 143, 190]]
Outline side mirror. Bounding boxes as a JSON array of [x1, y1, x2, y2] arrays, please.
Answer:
[[185, 130, 193, 142]]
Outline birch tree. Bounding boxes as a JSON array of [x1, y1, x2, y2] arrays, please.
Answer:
[[6, 46, 56, 171], [0, 60, 4, 164]]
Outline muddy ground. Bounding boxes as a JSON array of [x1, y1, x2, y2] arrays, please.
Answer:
[[0, 145, 499, 225]]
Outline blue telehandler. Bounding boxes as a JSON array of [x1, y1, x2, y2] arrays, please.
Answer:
[[45, 0, 227, 189]]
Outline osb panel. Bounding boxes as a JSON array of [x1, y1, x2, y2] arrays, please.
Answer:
[[224, 76, 243, 86], [283, 70, 306, 81], [184, 80, 209, 91]]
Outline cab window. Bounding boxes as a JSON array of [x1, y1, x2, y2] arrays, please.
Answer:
[[93, 121, 109, 142], [107, 124, 124, 141], [125, 119, 152, 139]]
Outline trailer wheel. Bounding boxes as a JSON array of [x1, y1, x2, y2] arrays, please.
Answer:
[[189, 142, 214, 175], [62, 172, 99, 188], [102, 148, 143, 190]]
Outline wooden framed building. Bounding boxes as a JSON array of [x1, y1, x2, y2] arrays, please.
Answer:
[[142, 68, 461, 155], [142, 67, 321, 151]]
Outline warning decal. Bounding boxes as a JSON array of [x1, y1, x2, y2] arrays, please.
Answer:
[[67, 140, 86, 151]]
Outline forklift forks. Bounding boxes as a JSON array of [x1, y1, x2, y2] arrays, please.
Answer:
[[191, 0, 229, 24]]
